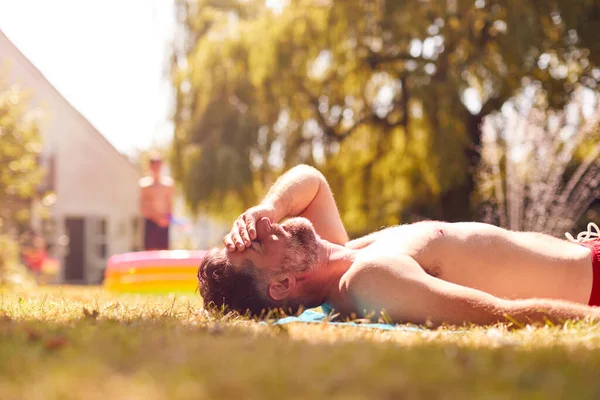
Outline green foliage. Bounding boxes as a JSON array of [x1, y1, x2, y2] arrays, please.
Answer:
[[0, 82, 45, 221], [0, 234, 36, 287], [0, 81, 45, 278], [0, 234, 18, 285], [171, 0, 600, 234]]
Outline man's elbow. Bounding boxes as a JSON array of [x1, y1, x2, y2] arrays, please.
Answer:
[[290, 164, 326, 182], [429, 296, 509, 327]]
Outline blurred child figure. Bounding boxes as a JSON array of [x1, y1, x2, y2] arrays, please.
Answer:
[[21, 232, 48, 282]]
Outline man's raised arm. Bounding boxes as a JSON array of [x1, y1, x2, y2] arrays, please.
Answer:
[[346, 256, 600, 326], [224, 164, 348, 251]]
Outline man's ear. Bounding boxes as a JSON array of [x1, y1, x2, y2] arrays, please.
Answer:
[[268, 274, 296, 301]]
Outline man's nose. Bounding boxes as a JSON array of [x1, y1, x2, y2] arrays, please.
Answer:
[[255, 217, 272, 238], [258, 217, 272, 230]]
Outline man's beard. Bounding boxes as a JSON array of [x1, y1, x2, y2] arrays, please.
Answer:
[[280, 217, 319, 273]]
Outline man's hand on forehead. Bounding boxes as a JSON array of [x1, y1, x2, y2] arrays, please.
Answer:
[[223, 204, 276, 252]]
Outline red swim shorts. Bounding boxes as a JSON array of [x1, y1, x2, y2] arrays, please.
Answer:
[[580, 239, 600, 307]]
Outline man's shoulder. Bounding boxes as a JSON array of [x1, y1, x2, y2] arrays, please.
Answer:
[[139, 176, 174, 188], [139, 176, 154, 188], [342, 252, 421, 289], [160, 176, 174, 187]]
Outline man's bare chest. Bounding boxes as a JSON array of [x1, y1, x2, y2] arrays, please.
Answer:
[[145, 184, 171, 198], [356, 222, 449, 277]]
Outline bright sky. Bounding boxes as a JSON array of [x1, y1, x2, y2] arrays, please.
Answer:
[[0, 0, 175, 156]]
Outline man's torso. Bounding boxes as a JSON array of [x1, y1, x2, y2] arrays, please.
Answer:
[[334, 221, 593, 315], [140, 176, 173, 217]]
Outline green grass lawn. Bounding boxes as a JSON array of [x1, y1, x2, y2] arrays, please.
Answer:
[[1, 286, 600, 400]]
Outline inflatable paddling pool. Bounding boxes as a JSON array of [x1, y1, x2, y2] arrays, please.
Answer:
[[104, 250, 206, 294]]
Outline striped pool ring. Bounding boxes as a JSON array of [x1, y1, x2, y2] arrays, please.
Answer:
[[104, 250, 206, 294]]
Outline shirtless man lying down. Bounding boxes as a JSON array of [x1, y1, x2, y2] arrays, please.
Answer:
[[197, 165, 600, 326]]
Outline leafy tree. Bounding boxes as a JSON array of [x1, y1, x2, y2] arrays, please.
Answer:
[[0, 81, 45, 280], [170, 0, 600, 235], [0, 82, 45, 227]]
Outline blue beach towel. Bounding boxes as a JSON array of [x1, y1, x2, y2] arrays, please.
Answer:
[[266, 305, 423, 332]]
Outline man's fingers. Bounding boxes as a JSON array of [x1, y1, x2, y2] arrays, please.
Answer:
[[223, 234, 236, 252], [226, 207, 270, 252], [232, 234, 244, 251], [232, 231, 245, 250], [238, 221, 251, 246], [248, 222, 257, 240], [225, 221, 243, 251], [244, 213, 257, 240], [231, 219, 247, 250]]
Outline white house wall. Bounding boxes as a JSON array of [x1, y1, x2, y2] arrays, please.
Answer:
[[1, 30, 141, 283]]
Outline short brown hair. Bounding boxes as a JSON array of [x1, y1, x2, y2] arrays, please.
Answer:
[[197, 248, 278, 316]]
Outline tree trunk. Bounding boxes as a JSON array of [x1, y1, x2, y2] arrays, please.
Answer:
[[439, 111, 484, 222]]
